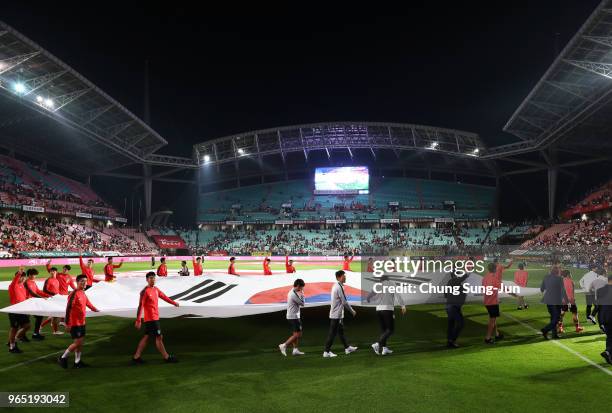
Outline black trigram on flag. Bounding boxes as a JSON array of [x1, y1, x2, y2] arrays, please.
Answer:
[[170, 279, 237, 303]]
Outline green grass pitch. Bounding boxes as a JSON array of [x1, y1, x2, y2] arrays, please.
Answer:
[[0, 261, 610, 412]]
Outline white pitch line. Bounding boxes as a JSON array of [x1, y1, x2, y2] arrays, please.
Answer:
[[0, 336, 110, 373], [504, 313, 612, 377]]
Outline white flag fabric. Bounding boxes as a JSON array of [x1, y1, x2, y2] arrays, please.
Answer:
[[0, 269, 540, 319]]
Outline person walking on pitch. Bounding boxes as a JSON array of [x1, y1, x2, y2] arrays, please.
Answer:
[[263, 257, 273, 275], [228, 257, 239, 276], [58, 275, 100, 368], [285, 255, 296, 274], [132, 272, 180, 364], [24, 268, 51, 340], [540, 267, 568, 340], [7, 269, 29, 353], [157, 257, 168, 277], [104, 257, 123, 282], [579, 264, 600, 325], [367, 275, 407, 355], [323, 270, 358, 357], [279, 278, 306, 356], [559, 270, 583, 333], [445, 270, 469, 348], [482, 263, 504, 344], [595, 274, 612, 365], [513, 263, 529, 310], [192, 256, 204, 276]]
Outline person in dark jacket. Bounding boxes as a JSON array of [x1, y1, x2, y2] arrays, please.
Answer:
[[540, 267, 568, 340], [595, 274, 612, 365], [445, 270, 469, 348]]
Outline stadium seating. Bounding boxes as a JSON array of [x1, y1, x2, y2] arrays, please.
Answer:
[[0, 154, 120, 217], [198, 178, 495, 223]]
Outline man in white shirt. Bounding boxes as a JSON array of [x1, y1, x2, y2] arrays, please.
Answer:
[[279, 279, 306, 356], [579, 265, 602, 324], [590, 271, 608, 326], [323, 270, 358, 358], [367, 275, 406, 355]]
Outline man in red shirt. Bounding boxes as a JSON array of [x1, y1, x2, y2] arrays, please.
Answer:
[[24, 268, 51, 340], [58, 275, 100, 369], [192, 256, 204, 276], [482, 262, 504, 344], [47, 260, 76, 295], [7, 269, 29, 353], [263, 257, 273, 275], [157, 257, 168, 277], [228, 257, 239, 276], [286, 256, 296, 274], [560, 270, 584, 333], [494, 258, 512, 279], [513, 263, 529, 310], [342, 254, 354, 271], [79, 255, 99, 288], [40, 266, 61, 335], [132, 272, 180, 364], [103, 257, 123, 282]]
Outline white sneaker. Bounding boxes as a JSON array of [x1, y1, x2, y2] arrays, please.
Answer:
[[323, 351, 337, 358], [345, 346, 358, 354], [53, 331, 64, 335], [381, 347, 393, 355], [278, 343, 287, 356], [292, 348, 305, 356], [59, 322, 66, 328], [371, 342, 380, 355]]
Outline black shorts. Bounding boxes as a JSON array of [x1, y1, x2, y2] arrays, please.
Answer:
[[144, 320, 162, 337], [586, 294, 595, 306], [8, 313, 29, 329], [486, 305, 500, 318], [288, 318, 302, 333], [562, 304, 578, 314], [70, 325, 86, 339]]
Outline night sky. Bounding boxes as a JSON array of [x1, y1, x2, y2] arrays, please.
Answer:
[[0, 1, 604, 224]]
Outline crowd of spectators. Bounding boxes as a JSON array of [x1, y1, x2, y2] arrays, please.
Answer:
[[0, 160, 117, 217], [0, 212, 156, 258]]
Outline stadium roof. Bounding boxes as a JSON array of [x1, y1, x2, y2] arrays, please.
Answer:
[[501, 0, 612, 160], [193, 122, 496, 178], [0, 20, 188, 176]]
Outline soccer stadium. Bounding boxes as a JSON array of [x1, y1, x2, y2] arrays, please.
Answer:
[[1, 2, 612, 412]]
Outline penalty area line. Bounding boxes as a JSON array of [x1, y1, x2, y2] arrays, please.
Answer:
[[0, 336, 110, 373], [504, 313, 612, 377]]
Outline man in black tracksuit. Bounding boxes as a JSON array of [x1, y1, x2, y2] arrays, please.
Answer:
[[445, 271, 469, 348], [595, 275, 612, 365], [540, 267, 568, 340]]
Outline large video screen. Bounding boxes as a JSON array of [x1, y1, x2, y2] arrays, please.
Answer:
[[314, 166, 369, 195]]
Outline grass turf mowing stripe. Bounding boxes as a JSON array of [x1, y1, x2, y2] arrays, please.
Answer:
[[0, 336, 110, 373], [504, 313, 612, 377]]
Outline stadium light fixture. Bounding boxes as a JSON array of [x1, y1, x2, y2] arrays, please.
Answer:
[[429, 141, 439, 150], [468, 148, 480, 157], [13, 82, 26, 94], [237, 148, 245, 155], [36, 95, 43, 103], [44, 98, 54, 108], [203, 154, 211, 163]]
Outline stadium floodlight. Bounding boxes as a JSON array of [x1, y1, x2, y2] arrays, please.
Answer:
[[203, 155, 211, 163], [468, 148, 480, 157], [13, 82, 26, 94], [36, 95, 43, 103], [44, 98, 54, 108], [237, 148, 245, 155], [429, 141, 439, 150]]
